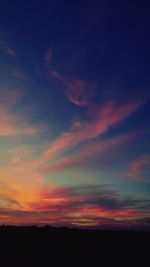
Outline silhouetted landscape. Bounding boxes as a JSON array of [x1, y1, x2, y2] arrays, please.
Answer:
[[0, 225, 149, 266]]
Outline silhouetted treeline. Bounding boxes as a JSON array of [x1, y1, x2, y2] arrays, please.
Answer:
[[0, 225, 149, 266]]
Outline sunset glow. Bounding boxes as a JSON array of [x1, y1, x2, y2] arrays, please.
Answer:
[[0, 1, 149, 230]]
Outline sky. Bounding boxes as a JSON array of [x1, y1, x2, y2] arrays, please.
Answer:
[[0, 0, 150, 230]]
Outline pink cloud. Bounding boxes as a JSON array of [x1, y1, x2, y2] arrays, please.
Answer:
[[124, 154, 150, 180], [130, 155, 150, 171], [49, 68, 97, 106], [50, 69, 97, 106], [45, 46, 97, 106], [42, 99, 143, 161], [66, 79, 97, 106], [43, 133, 135, 173]]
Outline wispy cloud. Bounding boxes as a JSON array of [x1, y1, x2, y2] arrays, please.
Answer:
[[42, 99, 143, 161], [124, 154, 150, 180], [130, 155, 150, 171], [0, 43, 148, 228], [43, 133, 135, 173], [45, 47, 97, 106], [0, 88, 43, 137], [45, 47, 52, 65], [66, 79, 97, 106], [0, 40, 16, 57], [50, 69, 97, 106], [9, 67, 25, 80]]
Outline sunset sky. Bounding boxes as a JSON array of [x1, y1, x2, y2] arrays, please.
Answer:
[[0, 1, 150, 230]]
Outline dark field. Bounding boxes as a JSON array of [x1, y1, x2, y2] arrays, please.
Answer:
[[0, 226, 149, 266]]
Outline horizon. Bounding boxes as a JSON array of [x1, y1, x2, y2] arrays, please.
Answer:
[[0, 1, 150, 230], [0, 224, 149, 232]]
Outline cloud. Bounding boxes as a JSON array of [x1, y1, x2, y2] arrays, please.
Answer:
[[43, 133, 135, 173], [9, 67, 25, 80], [0, 88, 21, 110], [28, 184, 150, 229], [0, 88, 43, 137], [0, 166, 48, 214], [0, 40, 16, 57], [130, 155, 150, 171], [45, 47, 52, 65], [45, 47, 97, 106], [124, 154, 150, 180], [0, 184, 149, 228], [66, 79, 97, 106], [42, 99, 143, 161], [50, 69, 97, 106]]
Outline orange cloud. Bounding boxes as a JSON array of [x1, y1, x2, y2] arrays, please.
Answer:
[[0, 88, 43, 136], [0, 184, 148, 227]]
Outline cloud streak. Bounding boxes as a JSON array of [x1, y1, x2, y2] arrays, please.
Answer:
[[130, 155, 150, 171], [0, 40, 16, 57], [0, 88, 43, 137], [45, 47, 97, 106], [43, 133, 135, 173], [45, 47, 52, 65], [50, 69, 97, 106], [42, 99, 143, 161], [124, 154, 150, 180]]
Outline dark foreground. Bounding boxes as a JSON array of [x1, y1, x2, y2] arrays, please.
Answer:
[[0, 226, 149, 266]]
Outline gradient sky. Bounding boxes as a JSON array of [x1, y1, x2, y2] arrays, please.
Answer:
[[0, 0, 150, 230]]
